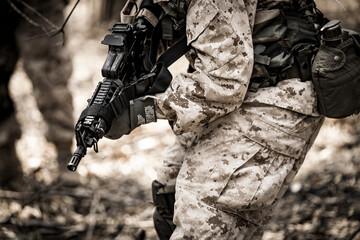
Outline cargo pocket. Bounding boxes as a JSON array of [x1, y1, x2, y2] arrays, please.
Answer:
[[198, 118, 307, 224], [197, 136, 262, 210], [244, 118, 307, 159]]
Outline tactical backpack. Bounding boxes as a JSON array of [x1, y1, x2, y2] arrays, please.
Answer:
[[249, 1, 360, 118]]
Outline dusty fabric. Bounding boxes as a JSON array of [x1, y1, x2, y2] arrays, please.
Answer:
[[157, 132, 196, 186], [158, 104, 324, 239], [154, 0, 324, 238], [156, 0, 257, 134], [155, 0, 321, 133], [170, 105, 324, 239]]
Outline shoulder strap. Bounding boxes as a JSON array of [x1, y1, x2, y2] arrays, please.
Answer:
[[146, 35, 190, 95], [157, 34, 190, 68]]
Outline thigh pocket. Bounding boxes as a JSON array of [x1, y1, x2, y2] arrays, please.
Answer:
[[198, 118, 307, 223], [197, 137, 262, 208]]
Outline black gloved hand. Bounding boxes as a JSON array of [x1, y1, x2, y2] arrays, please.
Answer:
[[105, 96, 157, 139]]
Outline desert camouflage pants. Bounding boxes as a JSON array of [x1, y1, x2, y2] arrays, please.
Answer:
[[157, 103, 324, 239], [0, 0, 73, 182]]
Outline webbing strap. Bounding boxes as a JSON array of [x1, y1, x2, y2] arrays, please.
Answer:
[[158, 35, 190, 68], [144, 12, 191, 95], [149, 20, 162, 65], [146, 35, 190, 94], [254, 54, 271, 66], [150, 14, 190, 68], [162, 15, 173, 40], [138, 8, 159, 27]]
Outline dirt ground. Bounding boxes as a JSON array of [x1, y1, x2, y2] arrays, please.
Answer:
[[1, 0, 360, 239]]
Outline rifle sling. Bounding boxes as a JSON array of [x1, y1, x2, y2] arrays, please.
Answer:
[[147, 34, 190, 94]]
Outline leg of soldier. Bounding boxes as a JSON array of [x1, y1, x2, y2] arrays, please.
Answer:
[[14, 1, 75, 175], [153, 132, 196, 239], [170, 104, 324, 239], [0, 2, 23, 186], [157, 132, 197, 186]]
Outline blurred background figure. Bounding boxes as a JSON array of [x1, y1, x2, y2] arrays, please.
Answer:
[[0, 0, 75, 188]]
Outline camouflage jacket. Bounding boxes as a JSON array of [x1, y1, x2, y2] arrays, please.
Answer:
[[155, 0, 319, 135]]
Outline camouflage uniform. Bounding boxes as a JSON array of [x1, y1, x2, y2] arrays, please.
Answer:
[[155, 0, 324, 238], [0, 0, 73, 185]]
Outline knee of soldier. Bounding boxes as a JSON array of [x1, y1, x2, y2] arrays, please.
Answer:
[[152, 180, 176, 240]]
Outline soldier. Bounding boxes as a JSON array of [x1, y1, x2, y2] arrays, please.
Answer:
[[150, 0, 325, 239], [71, 0, 326, 238], [0, 0, 77, 187]]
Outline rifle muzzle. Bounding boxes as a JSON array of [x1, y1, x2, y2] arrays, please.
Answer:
[[67, 146, 86, 171]]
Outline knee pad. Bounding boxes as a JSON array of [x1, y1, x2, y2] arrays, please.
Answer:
[[152, 180, 176, 240]]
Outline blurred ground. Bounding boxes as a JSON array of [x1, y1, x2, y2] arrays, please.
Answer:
[[1, 0, 360, 239]]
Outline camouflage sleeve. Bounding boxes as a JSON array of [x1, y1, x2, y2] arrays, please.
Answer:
[[155, 0, 257, 134]]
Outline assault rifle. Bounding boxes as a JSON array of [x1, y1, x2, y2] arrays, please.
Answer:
[[67, 19, 154, 171], [67, 4, 189, 172]]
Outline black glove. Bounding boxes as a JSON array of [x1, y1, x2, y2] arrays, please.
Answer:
[[105, 96, 157, 139]]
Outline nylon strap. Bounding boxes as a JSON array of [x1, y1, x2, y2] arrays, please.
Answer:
[[146, 35, 190, 95], [158, 35, 190, 68], [254, 54, 271, 66], [138, 8, 159, 27], [145, 13, 190, 95]]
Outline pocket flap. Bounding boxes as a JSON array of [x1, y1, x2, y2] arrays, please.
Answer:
[[312, 46, 346, 73], [186, 0, 218, 44], [245, 118, 306, 159]]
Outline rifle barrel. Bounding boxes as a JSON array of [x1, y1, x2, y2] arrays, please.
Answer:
[[67, 146, 86, 171]]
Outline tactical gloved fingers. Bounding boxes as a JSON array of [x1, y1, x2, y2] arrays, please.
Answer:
[[129, 96, 157, 129], [104, 107, 131, 139], [105, 96, 157, 139]]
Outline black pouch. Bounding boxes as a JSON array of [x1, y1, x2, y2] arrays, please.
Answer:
[[312, 20, 360, 118]]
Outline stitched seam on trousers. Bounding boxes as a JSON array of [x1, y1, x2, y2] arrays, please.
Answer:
[[195, 137, 253, 198], [246, 152, 283, 208], [180, 187, 261, 228], [216, 140, 261, 199]]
